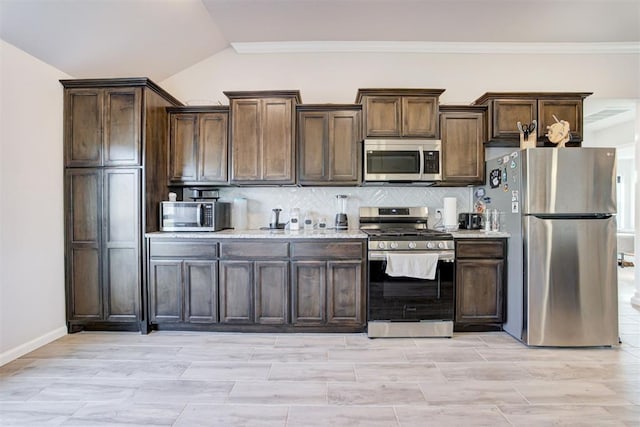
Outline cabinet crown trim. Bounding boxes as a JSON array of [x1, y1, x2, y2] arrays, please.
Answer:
[[355, 88, 446, 103], [472, 92, 593, 105], [224, 90, 302, 103], [167, 106, 229, 113], [296, 104, 362, 111], [60, 77, 183, 106]]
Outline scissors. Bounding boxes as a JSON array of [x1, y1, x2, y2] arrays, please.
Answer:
[[517, 121, 537, 139]]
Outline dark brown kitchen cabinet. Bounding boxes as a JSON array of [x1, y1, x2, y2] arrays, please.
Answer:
[[472, 92, 591, 146], [147, 240, 219, 325], [225, 91, 301, 184], [455, 239, 506, 331], [219, 260, 290, 325], [64, 87, 142, 167], [168, 106, 229, 185], [62, 78, 181, 333], [290, 241, 365, 328], [65, 167, 140, 325], [297, 104, 362, 185], [219, 241, 290, 325], [356, 89, 445, 138], [439, 105, 487, 185], [148, 260, 218, 324]]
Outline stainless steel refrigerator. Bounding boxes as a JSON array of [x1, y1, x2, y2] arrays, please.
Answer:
[[481, 148, 618, 347]]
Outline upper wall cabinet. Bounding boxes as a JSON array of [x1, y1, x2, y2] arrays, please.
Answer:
[[225, 91, 301, 185], [356, 89, 445, 138], [64, 87, 142, 167], [297, 104, 362, 186], [439, 105, 487, 185], [472, 92, 592, 146], [167, 106, 229, 186]]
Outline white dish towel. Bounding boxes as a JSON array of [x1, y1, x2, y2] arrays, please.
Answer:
[[385, 252, 439, 280]]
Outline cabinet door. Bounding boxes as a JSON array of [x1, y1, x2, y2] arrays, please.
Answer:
[[184, 260, 218, 323], [537, 99, 583, 142], [230, 99, 261, 182], [327, 260, 363, 325], [441, 112, 485, 183], [199, 112, 228, 182], [402, 96, 438, 138], [219, 260, 255, 323], [103, 88, 141, 166], [329, 111, 361, 183], [254, 261, 289, 325], [291, 261, 326, 325], [298, 111, 329, 183], [262, 98, 294, 183], [103, 168, 140, 322], [455, 259, 504, 324], [491, 99, 536, 140], [364, 96, 401, 137], [169, 113, 198, 183], [65, 89, 103, 166], [66, 168, 102, 320], [148, 260, 183, 322]]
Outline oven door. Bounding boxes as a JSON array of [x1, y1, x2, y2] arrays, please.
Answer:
[[368, 251, 454, 321]]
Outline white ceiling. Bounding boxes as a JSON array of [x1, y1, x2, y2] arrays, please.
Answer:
[[1, 0, 639, 81]]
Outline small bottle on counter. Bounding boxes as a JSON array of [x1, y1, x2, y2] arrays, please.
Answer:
[[304, 214, 314, 230]]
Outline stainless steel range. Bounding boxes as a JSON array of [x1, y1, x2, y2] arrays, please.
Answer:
[[360, 207, 455, 338]]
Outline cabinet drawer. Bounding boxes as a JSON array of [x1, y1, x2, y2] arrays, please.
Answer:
[[456, 240, 505, 259], [220, 241, 289, 259], [149, 240, 218, 259], [291, 241, 364, 259]]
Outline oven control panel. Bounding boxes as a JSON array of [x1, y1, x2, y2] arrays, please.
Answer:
[[368, 240, 454, 251]]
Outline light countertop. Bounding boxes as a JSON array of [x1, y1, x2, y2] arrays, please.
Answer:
[[450, 230, 510, 238], [146, 229, 368, 239], [146, 229, 508, 239]]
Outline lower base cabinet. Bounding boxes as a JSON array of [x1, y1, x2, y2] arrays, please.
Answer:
[[219, 260, 288, 325], [147, 237, 365, 332], [454, 239, 506, 331], [149, 259, 218, 323], [291, 243, 365, 328], [148, 240, 218, 326]]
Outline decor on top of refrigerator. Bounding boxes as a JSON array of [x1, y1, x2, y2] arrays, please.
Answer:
[[480, 147, 618, 347]]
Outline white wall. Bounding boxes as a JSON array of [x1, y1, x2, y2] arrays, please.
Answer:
[[161, 48, 640, 105], [0, 40, 69, 364]]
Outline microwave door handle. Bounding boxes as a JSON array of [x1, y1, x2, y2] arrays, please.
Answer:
[[419, 149, 425, 179], [197, 203, 203, 226]]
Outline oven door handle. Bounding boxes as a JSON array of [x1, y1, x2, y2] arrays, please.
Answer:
[[368, 251, 455, 262]]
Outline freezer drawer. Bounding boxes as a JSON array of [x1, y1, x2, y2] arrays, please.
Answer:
[[524, 215, 618, 347]]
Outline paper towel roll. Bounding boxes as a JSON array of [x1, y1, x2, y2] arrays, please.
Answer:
[[232, 198, 248, 230], [443, 197, 457, 230]]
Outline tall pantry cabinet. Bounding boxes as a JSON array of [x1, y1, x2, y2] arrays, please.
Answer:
[[61, 78, 181, 333]]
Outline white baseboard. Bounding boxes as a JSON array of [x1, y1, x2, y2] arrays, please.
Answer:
[[0, 326, 67, 366]]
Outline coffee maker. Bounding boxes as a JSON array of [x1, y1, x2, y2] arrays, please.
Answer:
[[335, 195, 348, 230]]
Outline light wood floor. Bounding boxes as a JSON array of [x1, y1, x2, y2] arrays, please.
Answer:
[[1, 268, 639, 426]]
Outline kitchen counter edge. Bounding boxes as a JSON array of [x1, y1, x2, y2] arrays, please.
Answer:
[[451, 230, 510, 238], [146, 230, 368, 239]]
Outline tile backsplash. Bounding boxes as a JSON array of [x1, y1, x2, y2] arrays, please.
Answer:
[[214, 186, 472, 230]]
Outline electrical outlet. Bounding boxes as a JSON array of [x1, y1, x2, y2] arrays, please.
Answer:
[[435, 208, 444, 217]]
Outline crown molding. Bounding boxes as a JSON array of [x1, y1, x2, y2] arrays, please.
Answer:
[[231, 41, 640, 55]]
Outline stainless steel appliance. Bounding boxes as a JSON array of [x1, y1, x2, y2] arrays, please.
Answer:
[[364, 139, 442, 182], [458, 213, 483, 230], [481, 148, 618, 347], [360, 207, 455, 338], [160, 201, 231, 231]]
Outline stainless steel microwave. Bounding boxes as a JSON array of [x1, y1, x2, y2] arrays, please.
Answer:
[[160, 201, 231, 232], [364, 139, 442, 182]]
